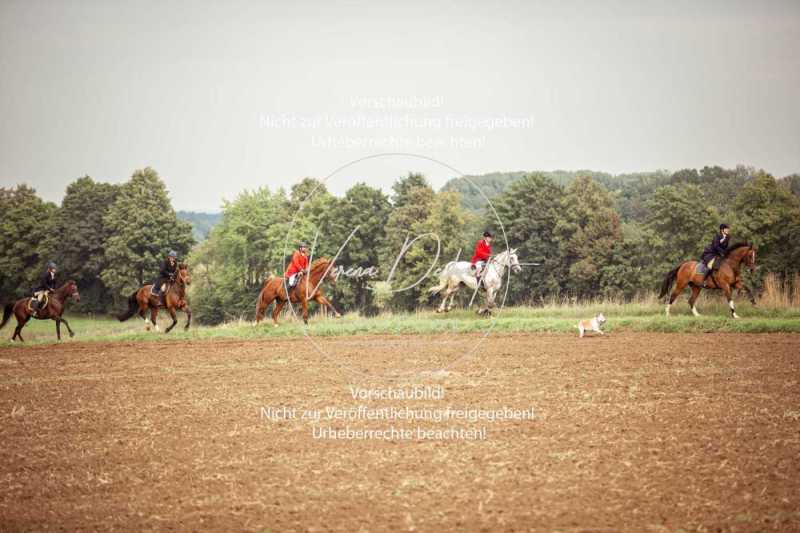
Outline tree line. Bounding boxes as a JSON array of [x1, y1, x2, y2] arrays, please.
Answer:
[[2, 165, 798, 323], [0, 168, 194, 313]]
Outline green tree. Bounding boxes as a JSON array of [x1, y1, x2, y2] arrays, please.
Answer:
[[556, 176, 622, 298], [731, 171, 800, 281], [189, 187, 292, 323], [781, 174, 800, 197], [644, 183, 718, 273], [491, 173, 566, 304], [40, 176, 120, 312], [321, 183, 391, 315], [391, 172, 430, 208], [0, 185, 56, 298], [380, 175, 436, 309], [101, 168, 194, 303]]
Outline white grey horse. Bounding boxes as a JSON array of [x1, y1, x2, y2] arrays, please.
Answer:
[[428, 249, 521, 315]]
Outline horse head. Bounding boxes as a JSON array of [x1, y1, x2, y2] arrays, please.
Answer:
[[324, 259, 337, 286], [64, 280, 81, 302], [311, 258, 337, 287], [495, 249, 522, 274], [509, 248, 522, 274], [177, 263, 192, 286], [729, 243, 757, 273], [743, 244, 757, 273]]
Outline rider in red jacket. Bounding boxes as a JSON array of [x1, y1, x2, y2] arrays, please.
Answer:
[[285, 242, 309, 288], [471, 231, 493, 284]]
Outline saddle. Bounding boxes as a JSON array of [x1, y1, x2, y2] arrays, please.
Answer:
[[150, 283, 170, 303], [27, 292, 49, 314], [694, 262, 709, 276]]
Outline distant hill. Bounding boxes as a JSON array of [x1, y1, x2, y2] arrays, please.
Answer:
[[440, 169, 675, 221], [177, 211, 222, 241]]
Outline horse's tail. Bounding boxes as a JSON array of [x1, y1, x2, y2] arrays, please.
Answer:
[[428, 262, 455, 295], [658, 266, 681, 299], [116, 290, 139, 321], [0, 303, 13, 330]]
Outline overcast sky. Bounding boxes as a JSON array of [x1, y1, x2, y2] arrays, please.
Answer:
[[1, 0, 798, 211]]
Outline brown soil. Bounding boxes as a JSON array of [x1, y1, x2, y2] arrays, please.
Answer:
[[1, 332, 799, 531]]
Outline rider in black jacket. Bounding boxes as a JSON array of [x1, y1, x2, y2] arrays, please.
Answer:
[[151, 251, 178, 301], [31, 261, 58, 316], [701, 224, 730, 281]]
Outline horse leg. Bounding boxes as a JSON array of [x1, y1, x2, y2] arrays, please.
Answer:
[[301, 297, 309, 325], [447, 290, 457, 311], [446, 282, 460, 312], [722, 284, 739, 319], [165, 307, 178, 333], [150, 306, 159, 331], [55, 318, 62, 341], [272, 300, 286, 327], [183, 303, 192, 330], [479, 288, 495, 316], [12, 316, 29, 342], [60, 316, 75, 337], [315, 294, 341, 318], [437, 287, 451, 313], [735, 280, 757, 306], [688, 285, 702, 317], [666, 275, 687, 317], [745, 287, 757, 306], [256, 292, 275, 324]]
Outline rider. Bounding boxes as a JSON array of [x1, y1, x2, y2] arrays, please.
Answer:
[[151, 250, 178, 302], [31, 261, 58, 317], [285, 242, 309, 289], [701, 223, 731, 283], [471, 231, 493, 286]]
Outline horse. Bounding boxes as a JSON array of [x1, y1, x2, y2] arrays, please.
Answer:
[[0, 280, 81, 342], [428, 249, 521, 315], [659, 243, 757, 318], [116, 263, 192, 333], [255, 257, 340, 326]]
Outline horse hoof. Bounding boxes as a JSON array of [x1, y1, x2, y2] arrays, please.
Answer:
[[335, 313, 342, 318], [69, 332, 74, 338], [733, 313, 740, 319]]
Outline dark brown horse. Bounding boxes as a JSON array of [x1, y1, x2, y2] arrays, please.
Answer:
[[0, 281, 81, 341], [117, 263, 192, 333], [255, 257, 340, 326], [659, 243, 757, 318]]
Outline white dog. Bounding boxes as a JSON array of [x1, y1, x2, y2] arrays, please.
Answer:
[[578, 313, 606, 338]]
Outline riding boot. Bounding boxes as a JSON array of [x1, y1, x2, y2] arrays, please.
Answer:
[[31, 299, 39, 317]]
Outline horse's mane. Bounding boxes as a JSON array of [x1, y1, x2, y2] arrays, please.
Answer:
[[310, 257, 333, 271], [728, 242, 752, 252]]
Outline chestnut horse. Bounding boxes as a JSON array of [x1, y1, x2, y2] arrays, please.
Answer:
[[0, 280, 81, 341], [659, 243, 757, 318], [117, 263, 192, 333], [255, 257, 340, 326]]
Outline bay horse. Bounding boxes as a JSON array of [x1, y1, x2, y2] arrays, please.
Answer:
[[117, 263, 192, 333], [659, 243, 757, 318], [0, 280, 81, 342], [255, 257, 340, 326]]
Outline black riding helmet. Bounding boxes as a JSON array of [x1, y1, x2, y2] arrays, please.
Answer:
[[483, 231, 493, 238], [719, 223, 730, 230]]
